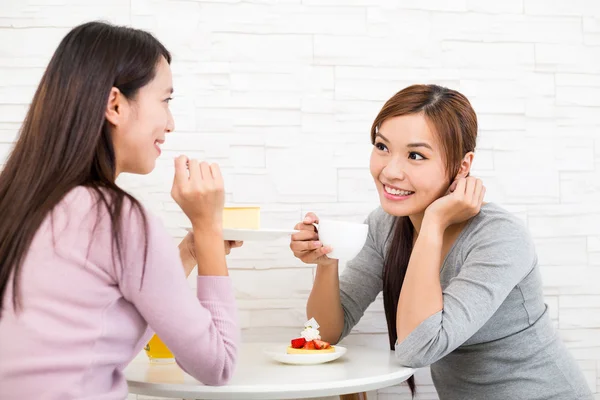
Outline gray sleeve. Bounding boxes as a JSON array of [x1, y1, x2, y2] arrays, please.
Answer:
[[394, 214, 537, 368], [338, 208, 390, 341]]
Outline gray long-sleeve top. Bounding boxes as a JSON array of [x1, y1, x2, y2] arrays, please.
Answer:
[[338, 203, 592, 400]]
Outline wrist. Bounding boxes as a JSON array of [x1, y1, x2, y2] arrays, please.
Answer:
[[421, 215, 446, 238], [315, 259, 339, 277], [423, 211, 448, 232], [191, 226, 228, 277], [192, 223, 223, 238], [317, 258, 339, 268]]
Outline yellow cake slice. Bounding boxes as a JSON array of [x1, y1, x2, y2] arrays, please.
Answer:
[[222, 206, 260, 230], [286, 346, 335, 354]]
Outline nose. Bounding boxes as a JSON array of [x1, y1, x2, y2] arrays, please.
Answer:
[[165, 109, 175, 133], [381, 156, 407, 181]]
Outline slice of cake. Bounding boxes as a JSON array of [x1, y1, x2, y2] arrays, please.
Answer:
[[222, 206, 260, 230], [287, 317, 335, 354]]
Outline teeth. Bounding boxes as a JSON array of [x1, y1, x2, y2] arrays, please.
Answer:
[[385, 186, 413, 196]]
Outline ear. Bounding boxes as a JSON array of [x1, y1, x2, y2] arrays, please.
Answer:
[[105, 87, 124, 127], [455, 151, 475, 180]]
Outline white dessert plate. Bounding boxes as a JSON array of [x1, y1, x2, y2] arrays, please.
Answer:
[[263, 345, 347, 365], [185, 228, 299, 242]]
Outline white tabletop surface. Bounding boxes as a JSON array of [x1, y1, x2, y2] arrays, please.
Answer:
[[125, 342, 415, 399]]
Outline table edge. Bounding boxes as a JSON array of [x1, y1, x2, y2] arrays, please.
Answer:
[[127, 368, 415, 399]]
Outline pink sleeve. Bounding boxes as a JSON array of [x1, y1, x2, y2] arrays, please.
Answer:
[[116, 205, 240, 386]]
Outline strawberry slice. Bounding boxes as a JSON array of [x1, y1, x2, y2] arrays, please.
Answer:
[[291, 338, 306, 349], [303, 340, 316, 350], [313, 339, 330, 349]]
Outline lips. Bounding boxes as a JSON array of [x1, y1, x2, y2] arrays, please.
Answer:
[[383, 184, 414, 196], [154, 139, 164, 155]]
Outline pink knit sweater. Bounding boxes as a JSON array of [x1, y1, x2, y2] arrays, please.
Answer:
[[0, 187, 240, 400]]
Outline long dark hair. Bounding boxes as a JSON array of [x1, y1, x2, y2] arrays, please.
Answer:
[[372, 84, 478, 396], [0, 21, 171, 312]]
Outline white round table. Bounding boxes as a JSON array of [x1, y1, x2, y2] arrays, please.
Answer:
[[125, 342, 415, 399]]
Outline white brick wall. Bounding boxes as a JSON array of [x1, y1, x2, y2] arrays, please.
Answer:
[[2, 1, 600, 399]]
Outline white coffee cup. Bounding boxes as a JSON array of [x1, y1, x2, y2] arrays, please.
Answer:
[[314, 219, 369, 261]]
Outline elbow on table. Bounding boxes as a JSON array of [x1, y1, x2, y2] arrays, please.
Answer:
[[201, 362, 236, 386], [394, 312, 448, 368], [394, 350, 434, 369], [178, 342, 239, 386], [394, 334, 445, 368], [202, 372, 233, 386]]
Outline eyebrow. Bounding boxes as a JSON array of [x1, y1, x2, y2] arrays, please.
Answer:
[[407, 142, 433, 150], [375, 132, 433, 150], [375, 132, 390, 142]]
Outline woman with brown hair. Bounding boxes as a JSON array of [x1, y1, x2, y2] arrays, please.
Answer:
[[0, 21, 241, 399], [290, 84, 592, 399]]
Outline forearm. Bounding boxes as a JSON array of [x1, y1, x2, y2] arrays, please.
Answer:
[[193, 226, 228, 276], [306, 260, 345, 344], [396, 220, 444, 343]]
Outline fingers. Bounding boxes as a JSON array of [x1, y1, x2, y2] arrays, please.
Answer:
[[291, 229, 319, 242], [290, 240, 322, 253], [473, 178, 483, 204], [210, 163, 224, 189], [462, 177, 484, 205], [172, 157, 226, 226], [459, 177, 484, 211], [199, 161, 212, 181], [450, 176, 485, 209], [189, 159, 200, 183], [194, 162, 224, 193], [293, 212, 320, 234], [303, 212, 319, 224], [293, 245, 332, 264], [230, 240, 243, 249], [174, 158, 221, 193], [224, 241, 243, 255], [293, 221, 318, 232], [448, 179, 459, 194], [185, 161, 223, 194], [465, 176, 476, 199], [289, 211, 332, 264], [454, 177, 467, 196], [172, 155, 189, 198], [291, 211, 319, 245]]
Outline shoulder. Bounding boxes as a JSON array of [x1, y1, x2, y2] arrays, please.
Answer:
[[461, 203, 536, 265], [59, 186, 99, 211], [468, 203, 531, 239], [58, 186, 165, 235]]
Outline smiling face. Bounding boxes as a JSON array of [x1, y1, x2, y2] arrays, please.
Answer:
[[369, 85, 478, 219], [370, 113, 456, 218], [107, 56, 175, 176]]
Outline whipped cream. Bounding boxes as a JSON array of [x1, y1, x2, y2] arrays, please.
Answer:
[[300, 317, 321, 341]]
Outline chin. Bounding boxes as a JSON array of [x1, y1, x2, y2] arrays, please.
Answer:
[[131, 163, 156, 176], [141, 165, 156, 175], [380, 202, 411, 217]]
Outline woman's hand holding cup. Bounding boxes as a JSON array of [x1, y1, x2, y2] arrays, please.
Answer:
[[290, 213, 335, 265]]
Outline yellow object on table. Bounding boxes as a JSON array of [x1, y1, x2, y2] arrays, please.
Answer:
[[223, 206, 260, 230], [144, 334, 174, 363], [286, 346, 336, 354]]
